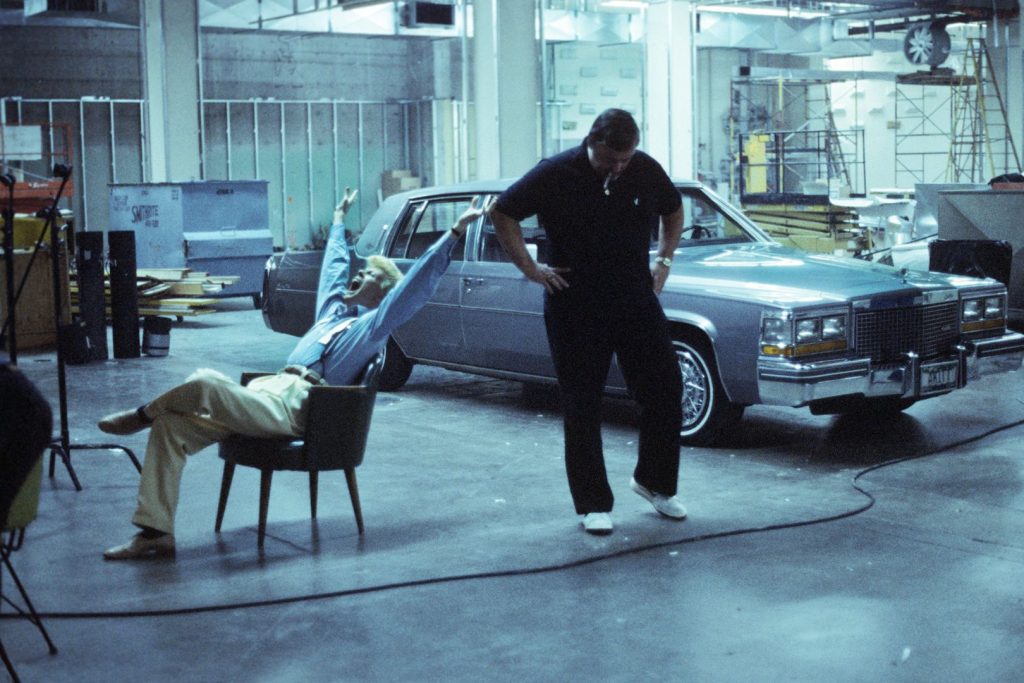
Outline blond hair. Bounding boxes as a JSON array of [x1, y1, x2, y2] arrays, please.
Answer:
[[366, 254, 404, 292]]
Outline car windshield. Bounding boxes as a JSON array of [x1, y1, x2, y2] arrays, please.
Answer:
[[672, 187, 757, 248], [474, 185, 760, 264]]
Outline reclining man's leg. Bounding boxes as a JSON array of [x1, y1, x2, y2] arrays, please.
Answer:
[[132, 412, 231, 535], [103, 370, 308, 559], [145, 368, 305, 436]]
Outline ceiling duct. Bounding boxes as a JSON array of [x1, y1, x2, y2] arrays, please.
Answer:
[[695, 12, 881, 57], [401, 1, 455, 28], [21, 0, 136, 24], [24, 0, 99, 13]]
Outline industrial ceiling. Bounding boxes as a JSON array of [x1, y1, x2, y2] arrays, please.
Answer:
[[1, 1, 1018, 34]]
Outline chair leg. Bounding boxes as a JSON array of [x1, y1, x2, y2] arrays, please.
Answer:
[[344, 468, 364, 535], [258, 470, 273, 549], [309, 471, 319, 520], [1, 550, 58, 656], [214, 462, 236, 533], [1, 636, 20, 683]]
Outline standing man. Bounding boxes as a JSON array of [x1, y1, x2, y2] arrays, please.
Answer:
[[99, 189, 493, 559], [490, 108, 685, 535]]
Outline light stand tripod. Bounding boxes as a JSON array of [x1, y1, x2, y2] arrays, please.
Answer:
[[24, 165, 142, 490], [1, 173, 18, 364]]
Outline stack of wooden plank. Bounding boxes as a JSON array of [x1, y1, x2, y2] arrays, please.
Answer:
[[70, 268, 241, 318], [742, 202, 864, 254]]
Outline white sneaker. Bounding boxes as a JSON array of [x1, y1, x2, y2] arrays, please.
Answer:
[[630, 478, 687, 520], [582, 512, 613, 535]]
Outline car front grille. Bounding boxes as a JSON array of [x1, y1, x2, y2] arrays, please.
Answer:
[[855, 302, 959, 363]]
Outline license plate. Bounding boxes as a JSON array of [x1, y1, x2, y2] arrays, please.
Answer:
[[921, 360, 958, 394]]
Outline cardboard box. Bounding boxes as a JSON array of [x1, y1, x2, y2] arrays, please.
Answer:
[[12, 214, 51, 249], [0, 247, 70, 349]]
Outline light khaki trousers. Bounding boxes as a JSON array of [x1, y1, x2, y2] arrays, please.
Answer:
[[132, 368, 311, 534]]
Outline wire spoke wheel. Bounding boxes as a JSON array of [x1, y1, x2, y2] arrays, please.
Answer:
[[678, 347, 710, 430], [674, 336, 744, 447]]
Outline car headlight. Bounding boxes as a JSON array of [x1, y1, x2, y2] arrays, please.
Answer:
[[761, 317, 790, 347], [961, 293, 1006, 333], [796, 319, 820, 343], [761, 312, 848, 357], [822, 315, 846, 340], [962, 298, 981, 321]]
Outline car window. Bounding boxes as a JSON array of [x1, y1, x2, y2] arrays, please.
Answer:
[[479, 214, 550, 264], [675, 188, 752, 246], [387, 198, 470, 261]]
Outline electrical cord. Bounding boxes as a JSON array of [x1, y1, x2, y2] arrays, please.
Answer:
[[9, 416, 1024, 621]]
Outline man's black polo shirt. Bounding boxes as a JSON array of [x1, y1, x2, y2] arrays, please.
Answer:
[[495, 142, 681, 292]]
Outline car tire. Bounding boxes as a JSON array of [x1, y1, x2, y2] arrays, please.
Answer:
[[675, 336, 744, 446], [379, 337, 413, 391]]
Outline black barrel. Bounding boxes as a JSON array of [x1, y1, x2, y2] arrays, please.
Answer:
[[142, 315, 172, 357]]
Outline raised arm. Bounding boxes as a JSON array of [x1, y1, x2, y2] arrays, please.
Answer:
[[362, 195, 495, 341], [314, 187, 360, 319]]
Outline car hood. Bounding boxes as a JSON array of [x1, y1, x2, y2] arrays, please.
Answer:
[[667, 243, 969, 308]]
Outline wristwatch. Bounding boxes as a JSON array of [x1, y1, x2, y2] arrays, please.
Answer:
[[654, 256, 673, 268]]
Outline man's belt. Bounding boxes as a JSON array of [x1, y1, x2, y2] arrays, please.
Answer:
[[280, 364, 327, 386]]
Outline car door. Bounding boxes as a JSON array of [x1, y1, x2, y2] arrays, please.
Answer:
[[387, 196, 471, 364], [459, 211, 557, 378]]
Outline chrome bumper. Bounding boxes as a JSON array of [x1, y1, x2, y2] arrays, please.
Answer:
[[757, 331, 1024, 407]]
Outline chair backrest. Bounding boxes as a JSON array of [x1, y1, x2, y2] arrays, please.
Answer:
[[357, 350, 385, 388], [302, 351, 384, 470], [4, 458, 43, 533]]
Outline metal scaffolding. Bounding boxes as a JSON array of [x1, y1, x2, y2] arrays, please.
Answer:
[[894, 38, 1020, 186], [730, 75, 867, 202]]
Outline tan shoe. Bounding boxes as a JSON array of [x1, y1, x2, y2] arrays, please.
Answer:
[[103, 533, 176, 560], [98, 409, 149, 435]]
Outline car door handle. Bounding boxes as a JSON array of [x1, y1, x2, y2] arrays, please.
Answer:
[[462, 277, 485, 286]]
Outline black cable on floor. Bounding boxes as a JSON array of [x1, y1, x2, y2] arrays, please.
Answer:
[[10, 416, 1024, 621]]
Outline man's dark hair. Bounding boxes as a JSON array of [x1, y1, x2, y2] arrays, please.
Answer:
[[585, 108, 640, 152]]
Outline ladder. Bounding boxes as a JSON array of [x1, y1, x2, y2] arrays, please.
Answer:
[[947, 37, 1021, 182], [822, 87, 852, 191]]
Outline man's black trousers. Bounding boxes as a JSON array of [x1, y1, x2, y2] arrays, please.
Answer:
[[544, 287, 682, 514]]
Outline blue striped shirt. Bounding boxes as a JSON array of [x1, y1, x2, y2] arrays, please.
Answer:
[[285, 223, 458, 385]]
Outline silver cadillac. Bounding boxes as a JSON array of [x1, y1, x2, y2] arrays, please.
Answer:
[[262, 180, 1024, 446]]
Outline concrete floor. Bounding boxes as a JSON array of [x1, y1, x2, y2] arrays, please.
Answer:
[[3, 299, 1024, 682]]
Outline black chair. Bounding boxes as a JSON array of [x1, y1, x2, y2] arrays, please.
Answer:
[[1, 365, 57, 682], [215, 354, 383, 549], [2, 460, 59, 683]]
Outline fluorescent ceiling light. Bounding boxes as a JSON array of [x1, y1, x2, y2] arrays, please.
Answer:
[[598, 0, 650, 10], [698, 4, 831, 18]]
